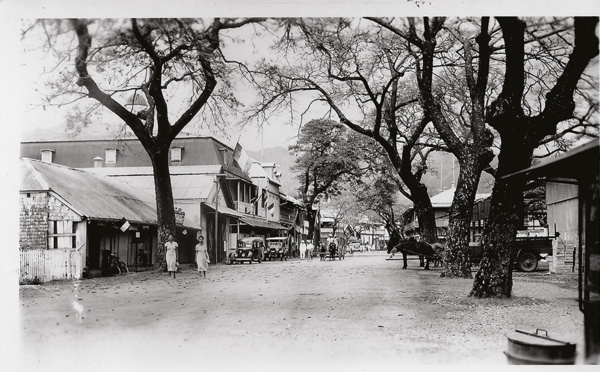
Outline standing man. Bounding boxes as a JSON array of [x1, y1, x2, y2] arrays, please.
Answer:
[[299, 240, 307, 260]]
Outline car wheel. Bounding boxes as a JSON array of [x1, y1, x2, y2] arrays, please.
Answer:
[[518, 252, 538, 272]]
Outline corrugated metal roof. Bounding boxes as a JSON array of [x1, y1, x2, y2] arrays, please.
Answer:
[[239, 215, 288, 230], [90, 170, 217, 200], [203, 202, 244, 218], [21, 158, 157, 225], [502, 139, 599, 181], [87, 165, 222, 176], [20, 160, 47, 191]]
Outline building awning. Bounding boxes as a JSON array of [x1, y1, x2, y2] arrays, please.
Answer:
[[182, 216, 201, 230], [203, 203, 243, 218], [502, 140, 599, 182], [239, 215, 289, 231]]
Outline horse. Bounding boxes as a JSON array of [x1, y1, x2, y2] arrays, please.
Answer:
[[338, 243, 346, 260], [319, 242, 328, 261], [388, 237, 442, 270], [328, 241, 337, 260]]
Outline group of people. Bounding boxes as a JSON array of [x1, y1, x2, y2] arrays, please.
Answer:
[[165, 233, 210, 279], [165, 234, 346, 276], [298, 237, 344, 261], [298, 240, 315, 260]]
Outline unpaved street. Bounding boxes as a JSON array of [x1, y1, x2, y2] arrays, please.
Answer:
[[17, 252, 583, 371]]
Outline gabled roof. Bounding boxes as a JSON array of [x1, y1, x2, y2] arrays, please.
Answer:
[[20, 158, 157, 225], [429, 188, 491, 208], [247, 161, 281, 186]]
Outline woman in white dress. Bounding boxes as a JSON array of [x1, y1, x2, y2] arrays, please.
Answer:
[[165, 235, 178, 279], [195, 235, 209, 278]]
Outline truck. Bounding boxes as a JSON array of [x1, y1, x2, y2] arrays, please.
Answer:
[[469, 229, 553, 272]]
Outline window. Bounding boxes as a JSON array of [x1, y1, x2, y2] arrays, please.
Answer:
[[105, 149, 117, 164], [48, 220, 77, 249], [171, 146, 183, 162], [41, 149, 54, 163]]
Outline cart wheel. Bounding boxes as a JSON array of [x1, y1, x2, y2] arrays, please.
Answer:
[[518, 252, 538, 272]]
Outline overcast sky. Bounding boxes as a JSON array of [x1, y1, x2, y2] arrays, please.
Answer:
[[4, 0, 598, 154], [14, 18, 304, 152]]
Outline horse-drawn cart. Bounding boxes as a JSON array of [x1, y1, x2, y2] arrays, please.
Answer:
[[319, 242, 345, 260]]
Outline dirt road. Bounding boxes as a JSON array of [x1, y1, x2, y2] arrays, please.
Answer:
[[16, 251, 583, 371]]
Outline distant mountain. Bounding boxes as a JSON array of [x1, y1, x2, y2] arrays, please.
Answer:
[[246, 147, 300, 196], [421, 151, 495, 196]]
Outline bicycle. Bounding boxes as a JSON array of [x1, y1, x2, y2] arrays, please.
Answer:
[[108, 253, 129, 275]]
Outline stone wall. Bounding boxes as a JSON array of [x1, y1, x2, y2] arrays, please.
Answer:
[[47, 194, 81, 222], [19, 192, 49, 250], [20, 192, 82, 250]]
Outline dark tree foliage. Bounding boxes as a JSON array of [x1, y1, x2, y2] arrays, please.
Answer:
[[290, 119, 367, 243]]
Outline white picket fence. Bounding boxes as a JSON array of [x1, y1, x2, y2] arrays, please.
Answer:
[[20, 248, 83, 284]]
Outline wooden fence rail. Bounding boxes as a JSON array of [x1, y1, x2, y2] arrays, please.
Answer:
[[20, 248, 82, 284]]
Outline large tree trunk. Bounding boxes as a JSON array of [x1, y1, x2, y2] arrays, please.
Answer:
[[150, 149, 178, 270], [441, 157, 483, 278], [470, 140, 533, 297], [410, 183, 438, 243], [305, 206, 317, 245], [470, 17, 598, 298]]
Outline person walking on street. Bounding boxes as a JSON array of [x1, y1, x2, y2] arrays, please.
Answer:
[[299, 240, 307, 260], [165, 235, 178, 279], [195, 235, 209, 278], [307, 240, 314, 260]]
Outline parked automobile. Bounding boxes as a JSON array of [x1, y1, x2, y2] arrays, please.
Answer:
[[469, 237, 553, 272], [350, 243, 362, 253], [229, 237, 264, 264], [265, 237, 289, 261]]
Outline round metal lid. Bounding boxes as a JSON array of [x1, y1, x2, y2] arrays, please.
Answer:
[[506, 330, 571, 347]]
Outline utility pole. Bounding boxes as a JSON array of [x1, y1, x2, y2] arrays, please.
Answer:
[[214, 175, 220, 264], [213, 147, 228, 264]]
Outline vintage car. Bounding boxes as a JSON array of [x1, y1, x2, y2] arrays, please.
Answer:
[[265, 237, 289, 261], [349, 242, 363, 253], [229, 237, 264, 264]]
